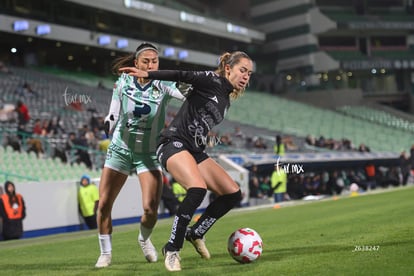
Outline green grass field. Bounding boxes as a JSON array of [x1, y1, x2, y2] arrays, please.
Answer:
[[1, 186, 413, 276]]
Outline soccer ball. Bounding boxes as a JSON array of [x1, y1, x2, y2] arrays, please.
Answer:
[[227, 227, 263, 263]]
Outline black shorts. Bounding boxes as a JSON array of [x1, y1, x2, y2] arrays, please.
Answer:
[[156, 138, 209, 171]]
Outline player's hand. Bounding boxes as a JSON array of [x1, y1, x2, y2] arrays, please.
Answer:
[[119, 67, 149, 78]]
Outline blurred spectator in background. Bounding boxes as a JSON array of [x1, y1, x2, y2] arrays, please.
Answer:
[[303, 174, 318, 195], [358, 143, 370, 153], [410, 144, 414, 175], [40, 119, 50, 136], [15, 100, 30, 130], [15, 81, 38, 98], [305, 135, 316, 146], [67, 99, 83, 111], [219, 133, 232, 147], [171, 180, 187, 203], [364, 163, 377, 190], [26, 137, 44, 158], [4, 135, 21, 152], [66, 132, 93, 169], [0, 103, 16, 123], [305, 134, 358, 152], [78, 175, 99, 230], [287, 174, 304, 200], [347, 169, 368, 190], [316, 136, 326, 148], [327, 170, 345, 195], [90, 114, 105, 133], [32, 118, 43, 135], [85, 125, 98, 149], [0, 61, 12, 74], [98, 137, 110, 153], [271, 164, 287, 202], [205, 131, 219, 148], [244, 136, 254, 149], [97, 81, 106, 89], [341, 138, 353, 150], [259, 175, 272, 198], [0, 181, 26, 240], [231, 126, 245, 148], [274, 135, 285, 156], [399, 151, 411, 186], [283, 136, 298, 151], [161, 174, 179, 217], [384, 167, 400, 187], [46, 116, 65, 136], [232, 126, 244, 138], [248, 176, 261, 206], [253, 136, 267, 150]]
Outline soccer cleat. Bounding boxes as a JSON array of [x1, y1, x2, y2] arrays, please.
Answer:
[[185, 230, 211, 259], [162, 246, 181, 272], [95, 254, 112, 268], [138, 238, 158, 263]]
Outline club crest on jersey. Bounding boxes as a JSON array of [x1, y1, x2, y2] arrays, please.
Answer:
[[173, 141, 183, 148], [151, 87, 161, 99]]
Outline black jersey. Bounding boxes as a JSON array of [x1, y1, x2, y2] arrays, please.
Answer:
[[147, 70, 234, 152]]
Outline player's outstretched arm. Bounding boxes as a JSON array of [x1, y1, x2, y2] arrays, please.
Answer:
[[119, 67, 149, 78]]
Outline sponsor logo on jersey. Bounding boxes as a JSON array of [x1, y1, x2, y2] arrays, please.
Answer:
[[209, 95, 218, 103], [173, 141, 183, 148], [126, 86, 135, 94]]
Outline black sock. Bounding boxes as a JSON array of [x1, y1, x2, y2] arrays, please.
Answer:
[[165, 187, 206, 251], [190, 190, 242, 238]]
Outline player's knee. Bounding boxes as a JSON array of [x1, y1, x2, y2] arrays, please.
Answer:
[[227, 189, 242, 206], [142, 203, 158, 218], [97, 198, 113, 216], [184, 187, 207, 208]]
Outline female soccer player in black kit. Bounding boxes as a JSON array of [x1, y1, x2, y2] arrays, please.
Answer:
[[120, 51, 253, 271]]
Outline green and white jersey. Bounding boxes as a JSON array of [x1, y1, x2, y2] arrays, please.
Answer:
[[109, 73, 184, 154]]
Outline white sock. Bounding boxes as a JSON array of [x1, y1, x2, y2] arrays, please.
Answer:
[[139, 225, 153, 241], [98, 234, 112, 255]]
